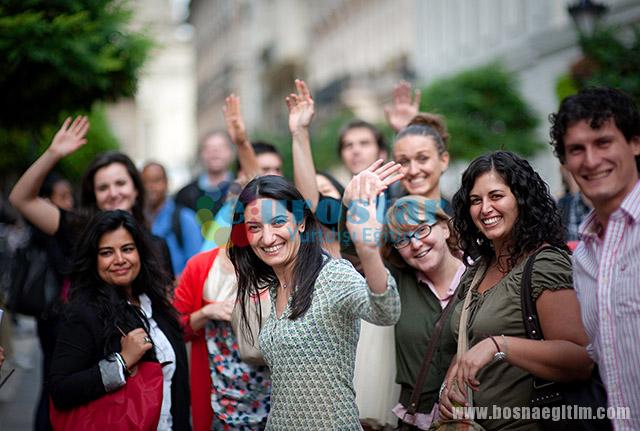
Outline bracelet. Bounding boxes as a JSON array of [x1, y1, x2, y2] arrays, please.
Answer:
[[114, 352, 131, 377], [488, 336, 506, 362], [487, 336, 500, 353], [438, 381, 447, 400]]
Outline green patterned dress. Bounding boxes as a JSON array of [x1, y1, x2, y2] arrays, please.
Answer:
[[259, 258, 400, 430]]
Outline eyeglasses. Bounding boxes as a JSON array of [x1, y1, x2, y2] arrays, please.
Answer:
[[392, 223, 433, 249]]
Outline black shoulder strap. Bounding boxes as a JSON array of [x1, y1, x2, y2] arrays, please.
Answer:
[[405, 281, 462, 416], [520, 245, 572, 340], [521, 250, 544, 340]]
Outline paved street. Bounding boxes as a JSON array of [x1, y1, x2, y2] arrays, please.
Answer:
[[0, 317, 40, 431]]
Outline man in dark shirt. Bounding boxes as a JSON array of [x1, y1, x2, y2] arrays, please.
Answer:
[[175, 130, 235, 218]]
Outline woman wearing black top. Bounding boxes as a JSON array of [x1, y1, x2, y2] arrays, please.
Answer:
[[49, 210, 189, 430], [9, 116, 172, 277], [9, 116, 174, 429]]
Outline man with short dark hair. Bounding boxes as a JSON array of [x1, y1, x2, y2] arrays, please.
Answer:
[[236, 141, 283, 178], [337, 119, 388, 176], [550, 87, 640, 429]]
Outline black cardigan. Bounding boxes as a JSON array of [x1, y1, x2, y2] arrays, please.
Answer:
[[49, 302, 191, 430]]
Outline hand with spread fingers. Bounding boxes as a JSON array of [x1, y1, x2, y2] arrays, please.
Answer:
[[48, 116, 90, 158], [384, 80, 421, 132], [223, 94, 249, 146], [344, 160, 403, 250], [342, 159, 403, 208], [286, 79, 315, 134]]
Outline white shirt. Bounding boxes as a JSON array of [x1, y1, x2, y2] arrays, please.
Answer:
[[138, 293, 176, 431]]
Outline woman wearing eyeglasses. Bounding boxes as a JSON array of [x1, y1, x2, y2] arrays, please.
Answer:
[[381, 196, 465, 429]]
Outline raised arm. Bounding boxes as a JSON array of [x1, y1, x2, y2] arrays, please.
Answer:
[[344, 160, 403, 294], [286, 79, 320, 211], [223, 94, 260, 180], [9, 116, 89, 235], [383, 80, 421, 133]]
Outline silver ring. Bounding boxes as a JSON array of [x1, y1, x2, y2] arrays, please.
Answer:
[[143, 336, 152, 344]]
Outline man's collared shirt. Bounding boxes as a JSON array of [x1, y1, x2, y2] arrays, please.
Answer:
[[573, 180, 640, 430]]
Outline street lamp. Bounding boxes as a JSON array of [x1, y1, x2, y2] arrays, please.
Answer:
[[567, 0, 609, 36]]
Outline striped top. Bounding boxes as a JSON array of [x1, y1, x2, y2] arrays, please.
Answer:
[[573, 180, 640, 431]]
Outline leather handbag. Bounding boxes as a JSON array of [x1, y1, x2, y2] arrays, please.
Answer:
[[429, 266, 486, 431], [520, 247, 612, 431], [49, 361, 164, 431]]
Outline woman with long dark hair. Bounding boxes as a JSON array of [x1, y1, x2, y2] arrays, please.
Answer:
[[9, 117, 172, 275], [438, 151, 592, 430], [9, 118, 174, 429], [49, 210, 189, 430], [227, 169, 401, 430]]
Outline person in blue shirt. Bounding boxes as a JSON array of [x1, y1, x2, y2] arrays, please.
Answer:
[[142, 162, 203, 276]]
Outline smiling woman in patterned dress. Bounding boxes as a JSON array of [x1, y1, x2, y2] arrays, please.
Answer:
[[227, 165, 402, 431]]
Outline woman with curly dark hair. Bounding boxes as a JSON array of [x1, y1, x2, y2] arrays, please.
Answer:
[[438, 151, 593, 430], [49, 210, 189, 430]]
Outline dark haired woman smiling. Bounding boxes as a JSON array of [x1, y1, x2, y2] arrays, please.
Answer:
[[49, 210, 189, 430], [439, 151, 592, 430], [228, 169, 402, 430]]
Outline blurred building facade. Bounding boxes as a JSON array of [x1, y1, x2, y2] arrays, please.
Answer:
[[189, 0, 640, 193], [106, 0, 196, 192]]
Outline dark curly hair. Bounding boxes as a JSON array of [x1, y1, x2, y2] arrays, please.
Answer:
[[80, 151, 147, 227], [452, 151, 567, 270], [549, 87, 640, 172], [69, 210, 177, 356], [228, 176, 326, 337]]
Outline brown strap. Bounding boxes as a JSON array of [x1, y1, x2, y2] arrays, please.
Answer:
[[404, 281, 462, 416]]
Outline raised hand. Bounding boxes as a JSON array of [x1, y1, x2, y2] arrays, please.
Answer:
[[48, 116, 90, 158], [383, 80, 421, 132], [223, 94, 248, 145], [342, 159, 404, 208], [344, 160, 404, 250], [285, 79, 315, 133]]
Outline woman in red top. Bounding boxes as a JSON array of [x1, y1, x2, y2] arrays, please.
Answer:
[[174, 247, 271, 431]]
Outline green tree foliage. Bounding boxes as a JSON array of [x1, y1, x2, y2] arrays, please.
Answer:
[[571, 27, 640, 104], [0, 0, 151, 128], [0, 0, 151, 181], [420, 63, 543, 161]]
